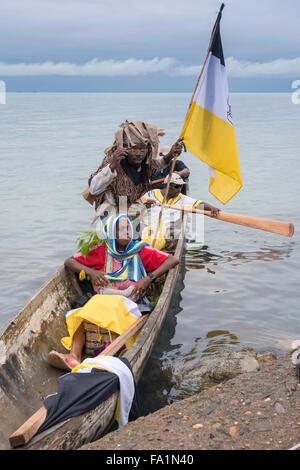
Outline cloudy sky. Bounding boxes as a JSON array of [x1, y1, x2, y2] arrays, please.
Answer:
[[1, 0, 300, 91]]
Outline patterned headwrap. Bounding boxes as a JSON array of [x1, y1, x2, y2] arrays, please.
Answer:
[[103, 214, 149, 282]]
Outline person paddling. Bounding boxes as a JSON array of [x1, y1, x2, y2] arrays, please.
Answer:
[[141, 173, 220, 250]]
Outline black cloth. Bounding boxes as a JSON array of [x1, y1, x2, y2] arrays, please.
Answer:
[[70, 292, 94, 310], [211, 23, 225, 66], [120, 158, 143, 185], [36, 358, 140, 435], [296, 353, 300, 381], [151, 159, 188, 189]]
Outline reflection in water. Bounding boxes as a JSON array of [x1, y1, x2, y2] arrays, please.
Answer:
[[169, 330, 241, 402], [202, 330, 240, 354], [185, 244, 293, 270]]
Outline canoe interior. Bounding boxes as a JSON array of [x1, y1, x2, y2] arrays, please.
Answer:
[[0, 205, 188, 450]]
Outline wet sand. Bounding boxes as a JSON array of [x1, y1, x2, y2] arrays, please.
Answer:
[[81, 352, 300, 451]]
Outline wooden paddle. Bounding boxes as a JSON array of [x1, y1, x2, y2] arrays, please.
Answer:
[[9, 314, 149, 448], [140, 198, 294, 237]]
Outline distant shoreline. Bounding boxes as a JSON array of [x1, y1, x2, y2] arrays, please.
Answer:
[[3, 91, 292, 94]]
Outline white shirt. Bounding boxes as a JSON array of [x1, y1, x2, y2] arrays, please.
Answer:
[[141, 189, 202, 240]]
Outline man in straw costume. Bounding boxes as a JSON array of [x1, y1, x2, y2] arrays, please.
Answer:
[[87, 120, 183, 222]]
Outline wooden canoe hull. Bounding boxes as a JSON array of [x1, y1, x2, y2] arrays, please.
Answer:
[[0, 214, 187, 450]]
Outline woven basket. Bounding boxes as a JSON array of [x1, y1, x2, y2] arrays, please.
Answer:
[[84, 321, 119, 356]]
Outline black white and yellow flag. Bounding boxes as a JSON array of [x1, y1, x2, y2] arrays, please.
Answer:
[[180, 9, 242, 204]]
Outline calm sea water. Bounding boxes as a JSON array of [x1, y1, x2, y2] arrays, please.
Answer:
[[1, 93, 299, 413]]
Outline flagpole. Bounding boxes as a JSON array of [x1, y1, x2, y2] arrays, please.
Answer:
[[150, 149, 180, 248], [151, 4, 225, 248]]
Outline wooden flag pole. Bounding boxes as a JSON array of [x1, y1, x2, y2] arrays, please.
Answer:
[[151, 4, 226, 248], [151, 153, 179, 248], [141, 198, 294, 238]]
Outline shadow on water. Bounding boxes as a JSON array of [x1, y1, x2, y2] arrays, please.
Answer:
[[137, 255, 242, 416], [137, 256, 186, 416]]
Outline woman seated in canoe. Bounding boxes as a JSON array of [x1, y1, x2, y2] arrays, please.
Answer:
[[48, 214, 179, 370]]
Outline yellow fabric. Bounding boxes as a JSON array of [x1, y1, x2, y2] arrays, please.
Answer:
[[141, 219, 167, 250], [61, 295, 140, 351], [180, 101, 242, 205], [153, 189, 183, 206], [142, 190, 202, 248], [71, 363, 106, 373], [115, 394, 121, 424]]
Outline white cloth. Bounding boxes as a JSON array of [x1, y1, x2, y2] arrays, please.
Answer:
[[98, 287, 150, 313], [141, 190, 201, 240], [75, 356, 135, 428], [89, 165, 117, 196]]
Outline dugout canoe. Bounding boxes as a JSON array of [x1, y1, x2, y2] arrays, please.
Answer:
[[0, 209, 188, 450]]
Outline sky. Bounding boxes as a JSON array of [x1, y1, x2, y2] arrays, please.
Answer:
[[1, 0, 300, 92]]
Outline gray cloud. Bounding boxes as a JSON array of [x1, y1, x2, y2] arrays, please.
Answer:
[[0, 57, 176, 76], [1, 0, 300, 64], [1, 0, 299, 92], [1, 56, 300, 78]]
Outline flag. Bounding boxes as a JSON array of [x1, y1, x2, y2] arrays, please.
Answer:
[[180, 7, 242, 204]]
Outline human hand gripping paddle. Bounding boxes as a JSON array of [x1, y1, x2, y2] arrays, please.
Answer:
[[140, 197, 294, 237]]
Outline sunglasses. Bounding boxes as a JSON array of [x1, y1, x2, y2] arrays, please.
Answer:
[[169, 183, 183, 189]]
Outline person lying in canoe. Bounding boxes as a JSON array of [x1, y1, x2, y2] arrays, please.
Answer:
[[87, 120, 183, 219], [48, 214, 179, 370], [140, 173, 220, 250]]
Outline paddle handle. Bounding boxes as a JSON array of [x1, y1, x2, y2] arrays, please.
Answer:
[[140, 198, 294, 237], [169, 203, 294, 237], [213, 210, 294, 237]]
